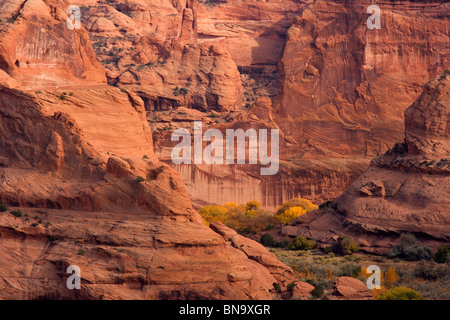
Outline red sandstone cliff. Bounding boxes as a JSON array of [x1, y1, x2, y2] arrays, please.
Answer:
[[0, 0, 106, 88], [0, 0, 297, 300], [154, 0, 450, 208], [287, 74, 450, 254]]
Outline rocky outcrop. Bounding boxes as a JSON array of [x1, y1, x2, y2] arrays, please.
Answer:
[[80, 0, 243, 112], [331, 277, 373, 300], [156, 0, 449, 208], [210, 221, 297, 285], [287, 74, 450, 253], [0, 0, 295, 299], [291, 281, 314, 300], [0, 0, 106, 89], [0, 82, 297, 299], [115, 40, 243, 112]]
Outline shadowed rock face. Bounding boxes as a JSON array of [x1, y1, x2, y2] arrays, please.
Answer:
[[288, 75, 450, 254]]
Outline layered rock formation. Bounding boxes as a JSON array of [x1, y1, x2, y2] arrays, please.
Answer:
[[115, 40, 243, 112], [155, 0, 449, 208], [0, 82, 298, 300], [0, 0, 297, 300], [153, 97, 369, 210], [0, 0, 106, 89], [21, 0, 446, 210], [80, 0, 243, 112], [287, 74, 450, 253], [275, 0, 449, 160]]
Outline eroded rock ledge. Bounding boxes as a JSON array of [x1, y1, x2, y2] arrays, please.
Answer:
[[286, 75, 450, 254]]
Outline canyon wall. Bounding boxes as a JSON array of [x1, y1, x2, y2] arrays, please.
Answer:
[[0, 0, 106, 89], [20, 0, 448, 211], [287, 74, 450, 254], [19, 0, 445, 211], [0, 0, 297, 300], [275, 0, 449, 160], [166, 0, 450, 209]]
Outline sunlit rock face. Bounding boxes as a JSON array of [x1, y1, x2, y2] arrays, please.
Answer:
[[289, 75, 450, 254], [0, 0, 296, 300], [165, 0, 449, 208]]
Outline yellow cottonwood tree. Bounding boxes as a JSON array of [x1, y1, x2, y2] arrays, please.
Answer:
[[275, 198, 318, 224]]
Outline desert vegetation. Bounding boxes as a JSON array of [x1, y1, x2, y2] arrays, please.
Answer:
[[270, 246, 449, 300], [198, 198, 318, 235], [200, 199, 449, 300]]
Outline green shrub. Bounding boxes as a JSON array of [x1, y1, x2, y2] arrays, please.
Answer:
[[135, 176, 145, 183], [260, 233, 275, 247], [319, 201, 334, 209], [272, 282, 281, 293], [277, 237, 290, 249], [413, 261, 447, 281], [433, 244, 449, 263], [59, 94, 66, 100], [439, 69, 450, 80], [311, 285, 324, 298], [332, 235, 360, 255], [351, 265, 362, 278], [78, 249, 85, 256], [387, 233, 432, 261], [376, 287, 424, 300], [10, 210, 22, 218], [287, 281, 297, 291], [336, 262, 360, 277], [288, 236, 316, 251], [0, 202, 7, 212]]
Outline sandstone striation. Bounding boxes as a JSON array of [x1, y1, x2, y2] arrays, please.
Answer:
[[287, 74, 450, 254], [0, 0, 106, 89], [0, 83, 296, 300], [154, 0, 449, 208], [0, 0, 296, 300]]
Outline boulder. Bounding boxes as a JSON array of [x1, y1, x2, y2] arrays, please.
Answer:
[[332, 277, 373, 300]]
